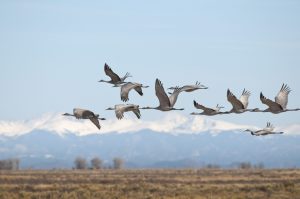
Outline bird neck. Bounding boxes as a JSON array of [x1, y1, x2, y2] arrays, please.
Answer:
[[141, 106, 156, 110], [63, 113, 74, 117]]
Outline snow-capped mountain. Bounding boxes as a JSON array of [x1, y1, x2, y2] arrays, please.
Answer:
[[0, 113, 299, 169]]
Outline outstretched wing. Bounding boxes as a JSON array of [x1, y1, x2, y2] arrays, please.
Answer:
[[263, 122, 274, 132], [193, 100, 216, 113], [193, 100, 208, 110], [260, 92, 283, 110], [239, 89, 251, 109], [121, 82, 135, 102], [115, 108, 124, 120], [132, 108, 141, 119], [155, 79, 171, 108], [89, 117, 101, 130], [227, 89, 245, 110], [134, 86, 143, 96], [169, 87, 182, 107], [180, 81, 207, 92], [104, 63, 121, 82], [275, 84, 291, 110]]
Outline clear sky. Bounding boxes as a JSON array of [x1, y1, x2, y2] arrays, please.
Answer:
[[0, 0, 300, 127]]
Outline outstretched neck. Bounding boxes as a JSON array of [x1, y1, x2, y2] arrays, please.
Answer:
[[140, 106, 156, 110], [63, 113, 75, 117], [172, 107, 184, 111], [286, 108, 300, 112], [98, 80, 109, 83]]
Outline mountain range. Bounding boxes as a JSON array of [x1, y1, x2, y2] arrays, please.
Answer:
[[0, 113, 300, 169]]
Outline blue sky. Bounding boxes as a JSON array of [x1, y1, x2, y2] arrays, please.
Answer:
[[0, 0, 300, 128]]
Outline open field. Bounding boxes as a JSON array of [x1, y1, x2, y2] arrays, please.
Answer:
[[1, 169, 300, 199]]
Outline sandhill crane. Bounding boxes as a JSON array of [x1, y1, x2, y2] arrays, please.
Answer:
[[115, 82, 149, 102], [191, 100, 226, 116], [141, 79, 184, 111], [244, 122, 284, 136], [106, 104, 141, 120], [168, 81, 208, 94], [63, 108, 106, 130], [227, 89, 257, 114], [259, 84, 300, 114], [98, 63, 131, 86]]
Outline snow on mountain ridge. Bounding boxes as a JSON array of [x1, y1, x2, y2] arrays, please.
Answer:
[[0, 112, 299, 137]]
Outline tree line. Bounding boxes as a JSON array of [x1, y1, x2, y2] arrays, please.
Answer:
[[0, 159, 20, 170], [74, 156, 124, 170]]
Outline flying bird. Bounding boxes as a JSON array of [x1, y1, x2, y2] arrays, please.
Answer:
[[141, 79, 184, 111], [191, 100, 226, 116], [63, 108, 106, 130], [106, 104, 141, 120], [168, 81, 208, 94], [259, 84, 300, 114], [226, 89, 257, 114], [98, 63, 131, 86], [116, 82, 149, 102], [244, 122, 284, 136]]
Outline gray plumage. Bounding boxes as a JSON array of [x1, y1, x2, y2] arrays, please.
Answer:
[[259, 84, 300, 114], [226, 89, 257, 114], [168, 81, 208, 93], [191, 100, 226, 116], [141, 79, 184, 111], [106, 104, 141, 120], [244, 122, 284, 136], [98, 63, 131, 86], [63, 108, 105, 130], [120, 82, 149, 102]]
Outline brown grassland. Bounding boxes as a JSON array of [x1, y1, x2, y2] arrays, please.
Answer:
[[0, 169, 300, 199]]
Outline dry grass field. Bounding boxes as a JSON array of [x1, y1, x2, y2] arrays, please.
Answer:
[[0, 169, 300, 199]]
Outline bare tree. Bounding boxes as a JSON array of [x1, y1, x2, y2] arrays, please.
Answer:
[[113, 157, 124, 169], [91, 157, 102, 169], [238, 162, 252, 169], [0, 159, 20, 170], [74, 157, 87, 170]]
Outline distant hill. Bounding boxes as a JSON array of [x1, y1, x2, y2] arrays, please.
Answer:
[[1, 130, 300, 169]]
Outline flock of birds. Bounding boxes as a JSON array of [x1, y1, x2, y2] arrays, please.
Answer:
[[63, 63, 300, 136]]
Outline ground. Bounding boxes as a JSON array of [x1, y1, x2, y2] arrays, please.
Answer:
[[0, 169, 300, 199]]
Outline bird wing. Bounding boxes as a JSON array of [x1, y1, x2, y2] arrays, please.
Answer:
[[263, 122, 274, 132], [260, 92, 283, 110], [177, 82, 206, 92], [239, 89, 251, 109], [115, 108, 124, 120], [155, 79, 171, 108], [275, 84, 291, 110], [193, 100, 208, 111], [227, 89, 245, 110], [122, 104, 141, 119], [104, 63, 121, 82], [179, 85, 195, 92], [134, 86, 143, 96], [132, 107, 141, 119], [169, 87, 182, 107], [89, 117, 101, 130], [121, 83, 135, 102]]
